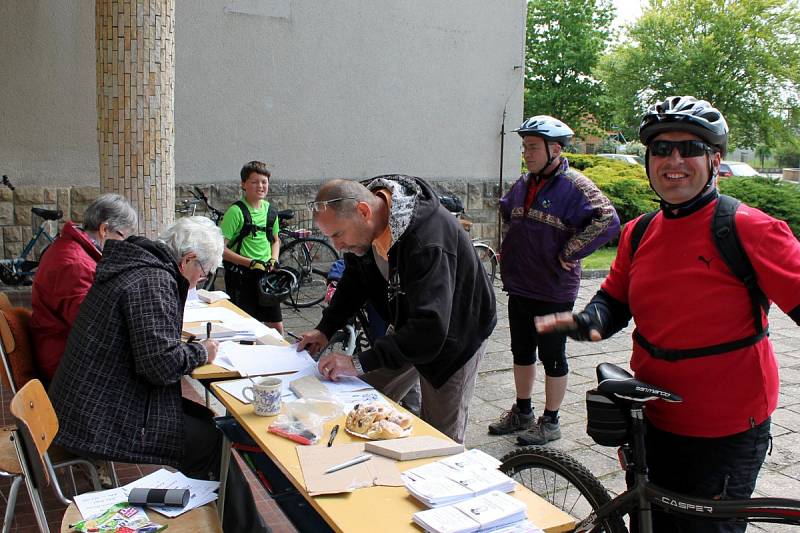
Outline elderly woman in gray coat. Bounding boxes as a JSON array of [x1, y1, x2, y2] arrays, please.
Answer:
[[49, 216, 268, 533]]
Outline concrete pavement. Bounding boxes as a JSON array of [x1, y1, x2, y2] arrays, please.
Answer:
[[280, 276, 800, 532]]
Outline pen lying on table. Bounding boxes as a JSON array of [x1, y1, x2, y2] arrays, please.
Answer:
[[324, 453, 372, 474]]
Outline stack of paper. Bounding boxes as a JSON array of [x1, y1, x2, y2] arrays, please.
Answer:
[[124, 469, 219, 518], [73, 468, 219, 519], [401, 449, 517, 507], [412, 490, 528, 533], [214, 342, 315, 376]]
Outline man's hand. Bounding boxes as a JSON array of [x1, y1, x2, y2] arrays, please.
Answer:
[[295, 329, 329, 356], [267, 258, 278, 271], [201, 339, 220, 363], [249, 259, 269, 272], [535, 312, 602, 341], [558, 255, 577, 271], [318, 353, 357, 381]]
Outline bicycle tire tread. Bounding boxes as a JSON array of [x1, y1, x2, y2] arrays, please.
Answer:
[[500, 446, 627, 533]]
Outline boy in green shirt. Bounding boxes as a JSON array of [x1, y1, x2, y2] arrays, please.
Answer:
[[221, 161, 283, 333]]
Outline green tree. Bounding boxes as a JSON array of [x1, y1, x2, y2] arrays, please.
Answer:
[[524, 0, 614, 136], [596, 0, 800, 149]]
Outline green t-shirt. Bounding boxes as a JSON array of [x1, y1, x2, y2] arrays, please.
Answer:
[[220, 199, 280, 261]]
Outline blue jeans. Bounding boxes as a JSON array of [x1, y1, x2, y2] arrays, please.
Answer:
[[629, 417, 771, 533]]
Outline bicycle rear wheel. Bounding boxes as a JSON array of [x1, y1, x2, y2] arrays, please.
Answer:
[[279, 237, 339, 308], [473, 242, 498, 283], [501, 447, 627, 533]]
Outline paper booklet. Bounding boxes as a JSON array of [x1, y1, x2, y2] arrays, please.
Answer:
[[401, 449, 516, 507], [412, 490, 528, 533]]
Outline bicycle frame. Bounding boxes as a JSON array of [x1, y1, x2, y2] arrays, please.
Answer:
[[0, 221, 55, 279], [575, 406, 800, 532]]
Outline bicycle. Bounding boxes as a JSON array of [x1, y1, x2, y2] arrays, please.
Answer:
[[439, 195, 499, 283], [0, 175, 62, 286], [499, 362, 800, 532], [277, 212, 339, 308]]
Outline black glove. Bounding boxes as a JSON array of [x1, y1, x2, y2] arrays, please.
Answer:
[[567, 290, 633, 341]]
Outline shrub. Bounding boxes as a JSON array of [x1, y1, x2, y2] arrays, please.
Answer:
[[719, 177, 800, 237]]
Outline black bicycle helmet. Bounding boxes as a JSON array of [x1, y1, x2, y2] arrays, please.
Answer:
[[257, 268, 298, 306], [514, 115, 574, 147], [639, 96, 728, 155]]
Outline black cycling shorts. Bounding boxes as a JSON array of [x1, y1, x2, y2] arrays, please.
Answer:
[[508, 294, 573, 376]]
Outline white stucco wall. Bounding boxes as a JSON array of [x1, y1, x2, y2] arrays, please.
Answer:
[[2, 0, 525, 187]]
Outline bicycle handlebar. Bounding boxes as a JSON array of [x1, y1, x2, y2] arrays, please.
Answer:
[[2, 175, 15, 191], [190, 186, 225, 219]]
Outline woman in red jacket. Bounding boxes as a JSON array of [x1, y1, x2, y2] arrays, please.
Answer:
[[31, 193, 137, 382]]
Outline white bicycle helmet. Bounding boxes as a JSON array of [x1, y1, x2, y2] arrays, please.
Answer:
[[514, 115, 574, 147], [639, 96, 728, 155]]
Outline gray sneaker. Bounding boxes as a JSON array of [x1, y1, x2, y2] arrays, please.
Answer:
[[488, 404, 535, 435], [517, 416, 561, 445]]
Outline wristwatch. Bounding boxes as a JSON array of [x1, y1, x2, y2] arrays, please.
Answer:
[[351, 353, 364, 375]]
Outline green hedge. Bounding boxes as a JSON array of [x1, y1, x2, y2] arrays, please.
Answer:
[[719, 177, 800, 237], [563, 154, 800, 239]]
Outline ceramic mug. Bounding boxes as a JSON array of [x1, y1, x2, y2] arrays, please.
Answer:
[[243, 377, 282, 416]]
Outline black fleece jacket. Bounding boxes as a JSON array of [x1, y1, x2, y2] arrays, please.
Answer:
[[317, 176, 497, 389]]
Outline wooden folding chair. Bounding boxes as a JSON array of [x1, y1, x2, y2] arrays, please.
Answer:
[[0, 307, 105, 530], [11, 380, 221, 533]]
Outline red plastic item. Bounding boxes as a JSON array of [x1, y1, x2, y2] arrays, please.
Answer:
[[268, 425, 314, 445]]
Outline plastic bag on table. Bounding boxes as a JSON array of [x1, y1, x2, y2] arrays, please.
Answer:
[[268, 398, 341, 445]]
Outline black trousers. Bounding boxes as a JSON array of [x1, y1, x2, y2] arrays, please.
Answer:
[[180, 399, 269, 533]]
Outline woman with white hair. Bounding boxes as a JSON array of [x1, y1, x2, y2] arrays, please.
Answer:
[[49, 216, 268, 533]]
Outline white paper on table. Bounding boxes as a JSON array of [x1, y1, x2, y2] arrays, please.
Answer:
[[217, 376, 296, 404], [214, 342, 316, 376], [333, 389, 390, 413], [222, 317, 283, 342], [74, 487, 129, 519], [182, 306, 244, 324], [122, 468, 220, 518]]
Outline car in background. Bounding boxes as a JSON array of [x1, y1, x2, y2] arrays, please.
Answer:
[[597, 153, 645, 166], [719, 161, 761, 178]]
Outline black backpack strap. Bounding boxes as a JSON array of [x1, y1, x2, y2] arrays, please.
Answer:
[[713, 194, 770, 334], [227, 200, 253, 254], [628, 210, 659, 259], [265, 204, 277, 241]]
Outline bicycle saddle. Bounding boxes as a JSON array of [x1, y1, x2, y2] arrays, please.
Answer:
[[31, 207, 62, 221], [596, 363, 682, 403], [278, 210, 294, 221]]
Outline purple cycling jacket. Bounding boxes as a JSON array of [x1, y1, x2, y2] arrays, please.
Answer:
[[500, 158, 619, 303]]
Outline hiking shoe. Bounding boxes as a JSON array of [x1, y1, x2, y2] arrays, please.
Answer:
[[488, 404, 535, 435], [517, 416, 561, 445]]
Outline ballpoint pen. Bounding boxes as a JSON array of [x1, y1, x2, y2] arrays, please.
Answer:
[[324, 453, 372, 474], [327, 424, 339, 447], [206, 321, 212, 340]]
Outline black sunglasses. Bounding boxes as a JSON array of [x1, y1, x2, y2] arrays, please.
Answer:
[[649, 140, 712, 158]]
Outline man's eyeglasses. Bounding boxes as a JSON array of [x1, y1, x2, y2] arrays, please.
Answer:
[[115, 230, 127, 239], [306, 197, 357, 213], [649, 140, 712, 158]]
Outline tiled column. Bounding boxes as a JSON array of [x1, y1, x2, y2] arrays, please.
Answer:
[[96, 0, 175, 238]]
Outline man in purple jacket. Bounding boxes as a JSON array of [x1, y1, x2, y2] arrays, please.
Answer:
[[488, 116, 620, 445]]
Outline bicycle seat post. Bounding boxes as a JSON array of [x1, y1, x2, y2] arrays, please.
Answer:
[[628, 404, 655, 532]]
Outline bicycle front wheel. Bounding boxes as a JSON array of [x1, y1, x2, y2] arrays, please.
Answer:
[[473, 242, 498, 283], [279, 237, 339, 308], [501, 447, 627, 533]]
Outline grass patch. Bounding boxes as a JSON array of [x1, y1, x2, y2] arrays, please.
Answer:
[[583, 246, 617, 270]]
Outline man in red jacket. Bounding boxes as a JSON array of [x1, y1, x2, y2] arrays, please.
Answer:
[[31, 193, 137, 382]]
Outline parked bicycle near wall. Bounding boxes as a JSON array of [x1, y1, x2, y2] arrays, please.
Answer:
[[277, 212, 339, 308], [500, 362, 800, 532], [0, 176, 62, 286], [439, 195, 499, 283], [179, 186, 338, 306]]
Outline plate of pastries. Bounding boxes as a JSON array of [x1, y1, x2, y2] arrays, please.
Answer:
[[345, 402, 413, 439]]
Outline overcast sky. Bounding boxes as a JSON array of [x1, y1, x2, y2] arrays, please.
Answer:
[[612, 0, 644, 28]]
